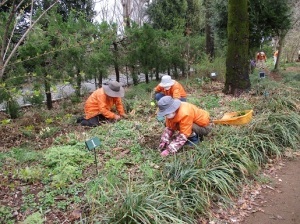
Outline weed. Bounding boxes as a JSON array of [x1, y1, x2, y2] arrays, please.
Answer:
[[254, 174, 272, 185], [53, 132, 85, 145], [228, 98, 253, 112], [21, 194, 38, 212], [140, 162, 157, 180], [0, 119, 11, 125], [0, 206, 14, 224], [39, 126, 60, 139], [16, 166, 44, 183], [200, 95, 220, 110], [104, 158, 126, 175], [22, 211, 44, 224], [45, 118, 53, 124], [37, 191, 55, 208]]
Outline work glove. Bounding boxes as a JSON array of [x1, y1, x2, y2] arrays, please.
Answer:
[[159, 127, 173, 145], [161, 149, 170, 157], [166, 133, 187, 153], [114, 114, 121, 120]]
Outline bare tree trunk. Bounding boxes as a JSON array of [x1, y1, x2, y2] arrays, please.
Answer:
[[155, 67, 159, 81], [75, 68, 82, 97], [145, 71, 149, 83], [44, 74, 53, 110], [98, 73, 103, 88], [204, 0, 214, 61], [274, 35, 285, 70], [113, 41, 120, 82], [224, 0, 250, 96], [122, 0, 131, 28]]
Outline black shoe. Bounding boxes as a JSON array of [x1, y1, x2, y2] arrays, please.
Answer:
[[81, 119, 89, 126], [199, 135, 204, 142], [76, 116, 84, 123]]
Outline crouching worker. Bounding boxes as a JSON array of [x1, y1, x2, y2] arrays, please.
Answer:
[[154, 75, 187, 102], [157, 96, 212, 157], [80, 81, 127, 127]]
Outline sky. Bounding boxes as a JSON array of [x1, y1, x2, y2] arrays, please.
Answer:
[[94, 0, 123, 23]]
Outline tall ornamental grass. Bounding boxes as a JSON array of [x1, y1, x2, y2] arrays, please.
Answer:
[[84, 85, 300, 223]]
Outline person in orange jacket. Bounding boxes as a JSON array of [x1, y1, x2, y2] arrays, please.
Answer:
[[157, 96, 213, 157], [256, 51, 267, 69], [79, 81, 127, 127], [273, 50, 279, 65], [154, 75, 187, 102]]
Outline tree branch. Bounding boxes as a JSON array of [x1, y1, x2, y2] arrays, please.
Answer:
[[0, 0, 59, 80]]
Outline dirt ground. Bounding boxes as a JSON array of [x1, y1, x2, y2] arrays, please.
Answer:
[[242, 155, 300, 224], [237, 66, 300, 224]]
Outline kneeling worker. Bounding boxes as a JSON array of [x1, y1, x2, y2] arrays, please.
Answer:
[[154, 75, 187, 102], [80, 81, 127, 127], [157, 96, 212, 157]]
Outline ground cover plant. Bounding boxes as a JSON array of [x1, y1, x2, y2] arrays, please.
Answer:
[[0, 63, 299, 223]]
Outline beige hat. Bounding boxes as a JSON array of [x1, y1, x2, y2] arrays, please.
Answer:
[[103, 81, 125, 97], [159, 75, 175, 88]]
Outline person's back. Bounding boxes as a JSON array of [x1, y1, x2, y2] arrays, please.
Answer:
[[154, 75, 187, 102], [84, 88, 123, 120], [166, 102, 210, 136], [273, 50, 279, 65], [79, 81, 126, 126]]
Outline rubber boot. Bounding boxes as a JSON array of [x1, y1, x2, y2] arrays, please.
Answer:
[[185, 132, 199, 146]]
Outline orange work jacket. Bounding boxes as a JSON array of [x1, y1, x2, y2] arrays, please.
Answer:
[[154, 81, 187, 99], [84, 88, 125, 119], [166, 102, 210, 137]]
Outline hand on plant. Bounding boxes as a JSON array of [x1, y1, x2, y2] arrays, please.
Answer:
[[114, 114, 121, 120], [160, 149, 170, 157]]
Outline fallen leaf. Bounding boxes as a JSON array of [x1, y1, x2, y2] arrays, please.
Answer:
[[112, 147, 123, 151], [70, 209, 81, 220], [240, 203, 248, 210], [276, 215, 284, 220], [265, 185, 275, 190]]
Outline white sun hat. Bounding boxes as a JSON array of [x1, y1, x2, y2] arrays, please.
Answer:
[[159, 75, 175, 88]]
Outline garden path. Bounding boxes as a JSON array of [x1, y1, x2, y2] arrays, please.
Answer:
[[242, 155, 300, 224], [238, 65, 300, 224]]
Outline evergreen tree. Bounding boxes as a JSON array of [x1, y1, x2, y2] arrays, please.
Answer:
[[146, 0, 188, 32]]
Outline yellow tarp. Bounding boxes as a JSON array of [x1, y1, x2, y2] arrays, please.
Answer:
[[213, 110, 253, 125]]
